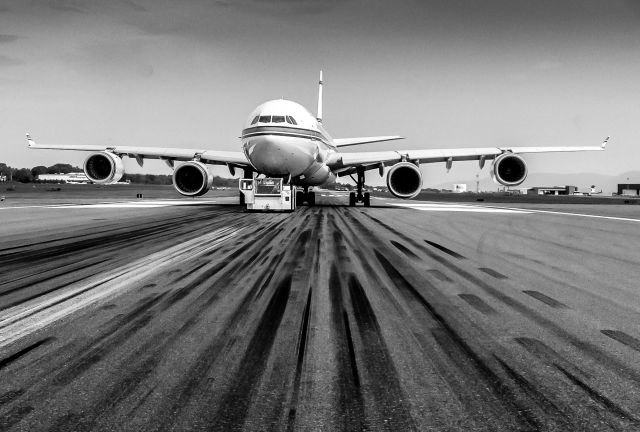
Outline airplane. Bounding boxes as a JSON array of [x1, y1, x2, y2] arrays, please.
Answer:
[[26, 72, 609, 208]]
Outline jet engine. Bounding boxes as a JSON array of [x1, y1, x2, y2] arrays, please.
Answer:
[[173, 161, 213, 196], [490, 153, 528, 186], [84, 152, 124, 184], [386, 162, 422, 199]]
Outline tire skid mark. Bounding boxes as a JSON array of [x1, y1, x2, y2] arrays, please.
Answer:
[[207, 275, 292, 430], [51, 293, 165, 386], [409, 236, 640, 385], [145, 276, 279, 431], [49, 336, 170, 432], [1, 215, 246, 311], [0, 389, 24, 406], [361, 213, 431, 253], [458, 293, 497, 315], [286, 288, 313, 432], [0, 256, 105, 297], [479, 267, 508, 279], [361, 208, 640, 427], [0, 271, 107, 311], [515, 337, 589, 379], [328, 264, 367, 431], [601, 330, 640, 353], [0, 337, 55, 371], [424, 240, 467, 260], [0, 405, 33, 431], [0, 209, 224, 266], [427, 269, 452, 282], [375, 250, 543, 430], [494, 356, 570, 425], [522, 291, 568, 309], [347, 274, 416, 430], [556, 365, 640, 425], [390, 240, 419, 259]]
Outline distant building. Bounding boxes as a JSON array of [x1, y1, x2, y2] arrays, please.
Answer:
[[0, 174, 6, 182], [617, 184, 640, 196], [453, 184, 467, 193], [37, 172, 90, 183], [527, 186, 577, 196]]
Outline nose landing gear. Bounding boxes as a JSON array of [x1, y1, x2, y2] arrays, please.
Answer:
[[295, 187, 315, 207], [349, 167, 371, 207]]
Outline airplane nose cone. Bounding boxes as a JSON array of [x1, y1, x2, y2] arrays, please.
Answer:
[[245, 137, 316, 176]]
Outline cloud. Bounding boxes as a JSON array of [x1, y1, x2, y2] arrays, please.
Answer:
[[534, 61, 563, 71], [46, 0, 88, 13], [217, 0, 347, 16], [0, 35, 21, 43], [119, 0, 147, 12], [0, 55, 23, 67]]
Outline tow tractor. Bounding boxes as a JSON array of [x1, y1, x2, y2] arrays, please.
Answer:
[[239, 177, 296, 212]]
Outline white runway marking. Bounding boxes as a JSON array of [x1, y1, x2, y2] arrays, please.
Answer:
[[0, 226, 242, 349], [500, 206, 640, 223], [390, 202, 531, 214], [0, 199, 219, 210]]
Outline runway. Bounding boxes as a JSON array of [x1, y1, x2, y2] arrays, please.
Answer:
[[1, 194, 640, 431]]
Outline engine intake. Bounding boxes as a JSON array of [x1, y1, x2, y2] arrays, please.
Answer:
[[173, 161, 213, 196], [386, 162, 422, 199], [490, 153, 528, 186], [84, 152, 124, 184]]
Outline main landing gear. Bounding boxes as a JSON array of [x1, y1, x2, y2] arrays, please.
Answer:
[[239, 168, 254, 206], [295, 187, 315, 207], [349, 167, 370, 207]]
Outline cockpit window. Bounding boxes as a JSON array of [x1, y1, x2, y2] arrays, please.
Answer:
[[258, 115, 271, 123], [251, 116, 259, 125], [272, 115, 285, 123], [286, 116, 298, 125]]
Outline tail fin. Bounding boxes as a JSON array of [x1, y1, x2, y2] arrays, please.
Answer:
[[316, 70, 323, 123], [26, 133, 37, 147]]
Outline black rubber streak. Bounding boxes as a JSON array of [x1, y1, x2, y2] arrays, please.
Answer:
[[522, 290, 568, 309], [458, 294, 497, 315], [601, 330, 640, 353], [0, 337, 55, 371], [478, 267, 508, 280]]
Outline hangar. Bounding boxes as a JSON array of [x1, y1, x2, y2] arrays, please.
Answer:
[[528, 186, 577, 196], [618, 184, 640, 196]]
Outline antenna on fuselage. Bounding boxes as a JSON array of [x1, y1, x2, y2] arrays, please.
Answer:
[[316, 70, 323, 123]]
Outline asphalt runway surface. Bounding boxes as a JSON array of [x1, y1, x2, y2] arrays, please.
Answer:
[[1, 193, 640, 431]]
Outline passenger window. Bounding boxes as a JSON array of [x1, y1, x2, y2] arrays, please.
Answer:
[[258, 115, 271, 123], [251, 116, 259, 125], [272, 115, 285, 123], [287, 116, 297, 125]]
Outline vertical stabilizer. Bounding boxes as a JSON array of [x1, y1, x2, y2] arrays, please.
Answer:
[[316, 70, 323, 123]]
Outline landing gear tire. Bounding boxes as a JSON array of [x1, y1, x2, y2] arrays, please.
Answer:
[[239, 191, 245, 206], [363, 192, 370, 207], [349, 192, 356, 207], [307, 192, 315, 206], [296, 191, 304, 208]]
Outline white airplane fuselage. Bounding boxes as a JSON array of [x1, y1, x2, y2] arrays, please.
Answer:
[[241, 99, 336, 186]]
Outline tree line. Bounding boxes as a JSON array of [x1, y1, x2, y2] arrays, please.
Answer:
[[0, 162, 240, 187], [0, 163, 83, 183]]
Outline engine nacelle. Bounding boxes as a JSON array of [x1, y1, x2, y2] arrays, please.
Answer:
[[173, 161, 213, 196], [490, 153, 528, 186], [386, 162, 422, 199], [84, 152, 124, 184]]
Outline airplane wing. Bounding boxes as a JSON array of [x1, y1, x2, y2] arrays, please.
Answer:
[[333, 136, 404, 147], [26, 134, 250, 167], [327, 137, 609, 174]]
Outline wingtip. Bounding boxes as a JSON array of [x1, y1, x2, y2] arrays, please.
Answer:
[[26, 132, 34, 147], [601, 136, 610, 149]]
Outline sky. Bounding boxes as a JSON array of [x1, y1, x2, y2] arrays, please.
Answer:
[[1, 0, 639, 189]]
